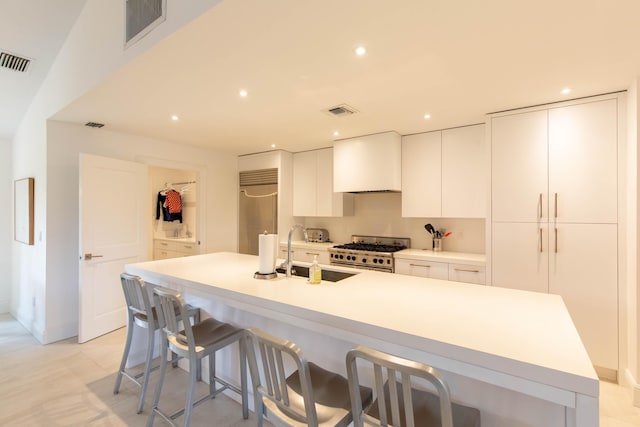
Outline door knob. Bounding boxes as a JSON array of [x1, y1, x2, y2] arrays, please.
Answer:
[[84, 253, 104, 260]]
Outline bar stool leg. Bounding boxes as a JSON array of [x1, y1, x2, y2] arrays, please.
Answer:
[[137, 323, 155, 413], [183, 354, 199, 427], [240, 336, 249, 419], [113, 311, 135, 394], [147, 334, 168, 427]]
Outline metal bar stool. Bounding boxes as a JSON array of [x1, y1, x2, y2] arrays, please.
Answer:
[[245, 327, 373, 427], [113, 273, 199, 413], [147, 286, 248, 427], [346, 346, 481, 427]]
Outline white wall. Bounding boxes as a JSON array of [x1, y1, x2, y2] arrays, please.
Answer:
[[302, 192, 485, 253], [42, 121, 237, 343], [626, 79, 640, 404], [0, 139, 11, 313], [10, 0, 227, 342]]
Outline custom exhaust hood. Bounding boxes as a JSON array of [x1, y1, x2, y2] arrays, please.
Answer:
[[333, 131, 401, 193]]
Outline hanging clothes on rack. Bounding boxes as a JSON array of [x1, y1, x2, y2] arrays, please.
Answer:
[[165, 189, 182, 214], [156, 190, 182, 223]]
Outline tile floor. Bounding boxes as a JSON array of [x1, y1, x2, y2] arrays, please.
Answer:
[[1, 313, 639, 426]]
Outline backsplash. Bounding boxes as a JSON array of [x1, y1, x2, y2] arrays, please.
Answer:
[[298, 192, 485, 253]]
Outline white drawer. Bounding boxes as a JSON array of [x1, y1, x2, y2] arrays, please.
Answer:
[[448, 263, 486, 285], [395, 259, 448, 280], [279, 246, 330, 264], [154, 239, 198, 260]]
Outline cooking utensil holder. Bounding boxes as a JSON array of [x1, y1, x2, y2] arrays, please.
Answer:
[[433, 238, 442, 252]]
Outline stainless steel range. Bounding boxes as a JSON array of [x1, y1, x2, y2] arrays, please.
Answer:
[[328, 235, 410, 273]]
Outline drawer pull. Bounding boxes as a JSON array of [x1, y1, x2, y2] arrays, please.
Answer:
[[305, 252, 319, 256], [454, 268, 480, 273], [184, 245, 193, 249], [160, 242, 168, 246], [410, 264, 430, 268]]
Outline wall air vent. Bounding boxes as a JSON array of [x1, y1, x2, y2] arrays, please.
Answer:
[[85, 122, 105, 128], [324, 104, 358, 117], [125, 0, 166, 48], [0, 51, 32, 73], [240, 168, 278, 187]]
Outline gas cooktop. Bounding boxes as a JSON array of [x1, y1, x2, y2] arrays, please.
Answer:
[[328, 235, 410, 272]]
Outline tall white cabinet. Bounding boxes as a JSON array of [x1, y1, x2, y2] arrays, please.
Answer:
[[490, 95, 620, 377]]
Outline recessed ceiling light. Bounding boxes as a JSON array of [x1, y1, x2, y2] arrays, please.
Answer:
[[333, 131, 340, 137], [271, 144, 276, 148], [355, 46, 366, 56], [561, 87, 571, 95], [171, 115, 179, 121], [239, 89, 248, 97], [424, 113, 431, 120]]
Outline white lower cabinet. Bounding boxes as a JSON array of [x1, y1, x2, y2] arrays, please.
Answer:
[[395, 258, 485, 284], [448, 263, 486, 285], [491, 222, 549, 293], [154, 239, 199, 260], [549, 223, 618, 373], [279, 244, 330, 264], [395, 259, 448, 280], [492, 221, 618, 373]]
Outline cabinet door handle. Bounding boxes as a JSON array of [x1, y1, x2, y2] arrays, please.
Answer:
[[305, 252, 319, 256], [160, 242, 168, 246], [410, 264, 430, 268], [539, 228, 543, 253], [184, 245, 193, 249], [554, 193, 558, 219], [555, 227, 558, 253], [454, 268, 480, 273], [538, 193, 543, 219]]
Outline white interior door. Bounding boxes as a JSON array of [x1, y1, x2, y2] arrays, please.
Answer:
[[79, 154, 148, 343]]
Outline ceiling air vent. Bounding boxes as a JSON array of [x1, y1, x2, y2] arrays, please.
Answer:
[[324, 104, 358, 117], [125, 0, 166, 48], [0, 51, 31, 73], [85, 122, 105, 128]]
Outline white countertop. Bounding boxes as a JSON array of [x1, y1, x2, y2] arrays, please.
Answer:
[[282, 241, 486, 266], [394, 249, 486, 266], [126, 252, 597, 401]]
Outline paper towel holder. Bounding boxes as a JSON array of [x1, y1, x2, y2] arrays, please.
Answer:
[[254, 271, 278, 280]]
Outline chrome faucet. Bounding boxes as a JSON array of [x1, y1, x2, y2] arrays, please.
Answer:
[[285, 224, 308, 278]]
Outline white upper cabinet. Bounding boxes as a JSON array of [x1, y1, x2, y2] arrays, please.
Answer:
[[293, 148, 354, 217], [442, 125, 486, 218], [548, 99, 618, 224], [491, 110, 548, 223], [402, 124, 486, 218], [401, 131, 441, 217]]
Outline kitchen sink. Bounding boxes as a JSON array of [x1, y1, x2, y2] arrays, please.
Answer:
[[275, 266, 356, 282]]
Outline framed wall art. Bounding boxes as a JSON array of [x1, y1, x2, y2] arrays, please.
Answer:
[[14, 177, 34, 245]]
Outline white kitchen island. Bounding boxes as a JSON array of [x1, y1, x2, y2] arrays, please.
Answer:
[[126, 252, 598, 427]]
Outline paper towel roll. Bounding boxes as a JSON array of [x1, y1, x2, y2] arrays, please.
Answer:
[[258, 233, 278, 274]]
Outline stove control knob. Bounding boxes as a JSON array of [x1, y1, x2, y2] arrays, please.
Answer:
[[373, 258, 378, 264], [362, 258, 367, 263]]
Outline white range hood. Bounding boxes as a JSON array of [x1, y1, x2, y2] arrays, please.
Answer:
[[333, 131, 401, 193]]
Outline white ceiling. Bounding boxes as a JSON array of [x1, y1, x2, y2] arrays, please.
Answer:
[[0, 0, 86, 141], [5, 1, 640, 155]]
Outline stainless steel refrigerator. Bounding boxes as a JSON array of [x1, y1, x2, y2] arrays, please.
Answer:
[[238, 169, 278, 255]]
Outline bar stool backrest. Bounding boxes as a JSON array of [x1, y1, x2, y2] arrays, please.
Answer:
[[245, 327, 318, 425], [346, 346, 454, 427], [120, 273, 154, 328], [152, 286, 194, 354]]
